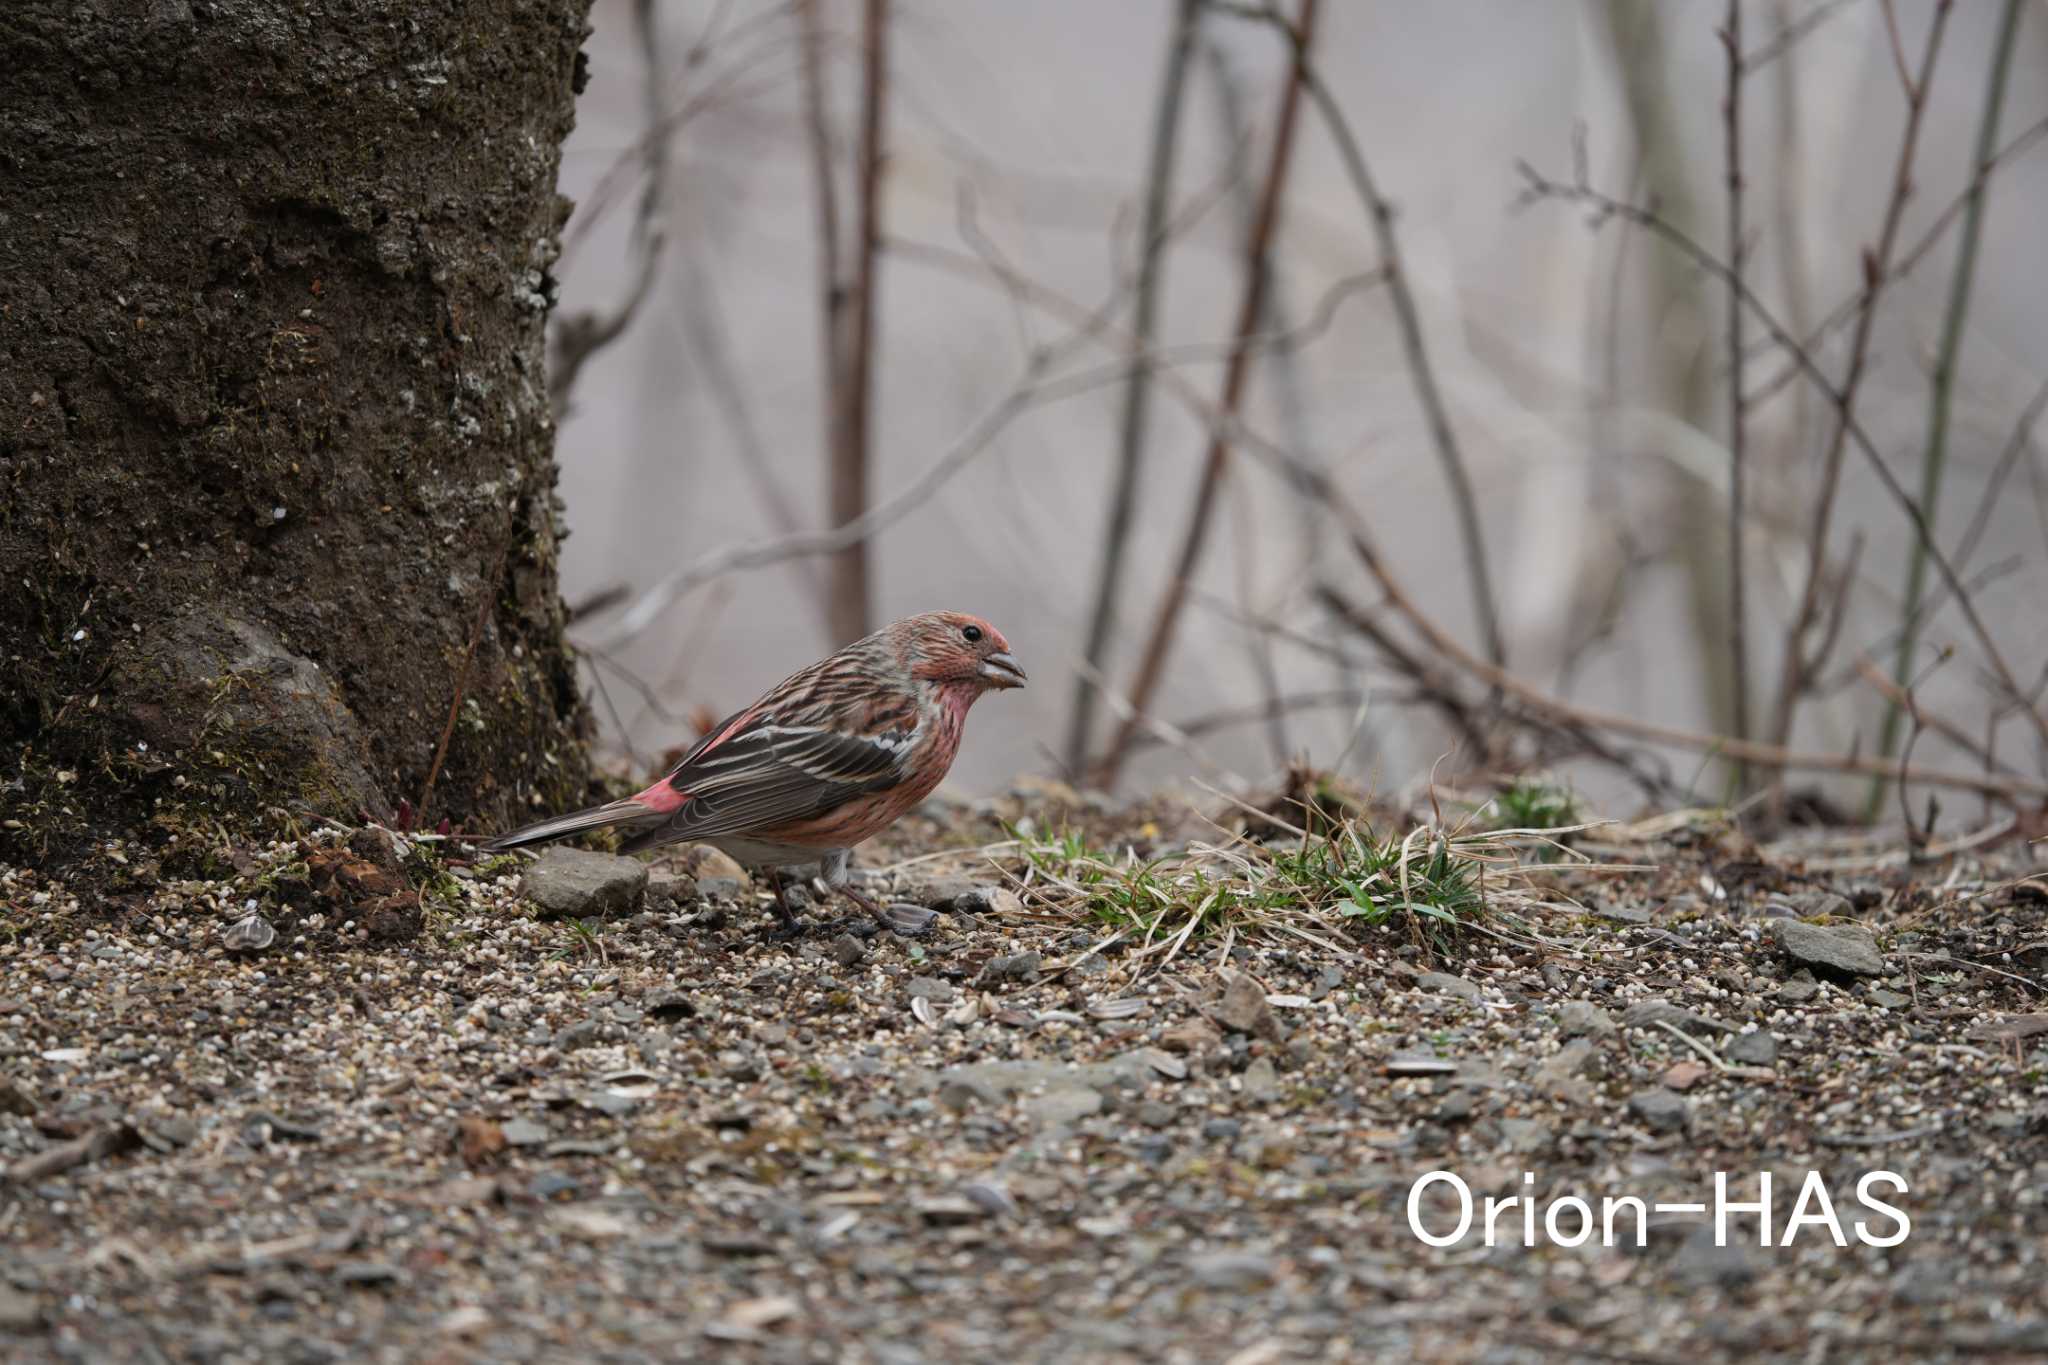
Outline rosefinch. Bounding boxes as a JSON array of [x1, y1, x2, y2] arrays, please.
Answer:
[[487, 611, 1025, 931]]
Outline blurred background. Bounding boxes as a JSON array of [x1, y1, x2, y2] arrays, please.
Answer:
[[548, 0, 2048, 822]]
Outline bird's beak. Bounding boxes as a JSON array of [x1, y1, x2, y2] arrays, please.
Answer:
[[980, 651, 1027, 689]]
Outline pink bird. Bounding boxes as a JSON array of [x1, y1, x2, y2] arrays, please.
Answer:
[[487, 611, 1025, 932]]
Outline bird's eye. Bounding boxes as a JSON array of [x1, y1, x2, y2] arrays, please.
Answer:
[[961, 624, 983, 643]]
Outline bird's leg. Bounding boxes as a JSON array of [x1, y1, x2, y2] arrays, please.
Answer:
[[765, 869, 803, 937], [840, 884, 884, 919]]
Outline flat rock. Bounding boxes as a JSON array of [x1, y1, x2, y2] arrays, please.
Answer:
[[644, 873, 699, 913], [1023, 1085, 1103, 1127], [1771, 919, 1884, 977], [1417, 972, 1482, 1003], [1188, 1251, 1276, 1292], [521, 848, 648, 920], [983, 951, 1041, 983], [1557, 1001, 1615, 1038], [1628, 1089, 1690, 1134], [1160, 1018, 1223, 1055], [1215, 973, 1281, 1039], [1620, 998, 1731, 1035], [0, 1283, 41, 1331], [1725, 1031, 1779, 1067], [500, 1119, 549, 1147]]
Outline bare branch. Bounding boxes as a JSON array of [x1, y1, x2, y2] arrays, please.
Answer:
[[1872, 0, 2027, 810], [826, 0, 890, 642], [1233, 0, 1508, 676], [1067, 0, 1205, 774], [1512, 159, 2048, 757], [1764, 0, 1950, 761], [1720, 0, 1753, 782], [1097, 0, 1320, 788], [1739, 0, 1866, 74], [550, 0, 671, 416]]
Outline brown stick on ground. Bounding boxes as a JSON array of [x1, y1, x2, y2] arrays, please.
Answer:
[[1096, 0, 1319, 789]]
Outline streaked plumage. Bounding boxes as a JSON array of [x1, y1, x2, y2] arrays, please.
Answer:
[[487, 611, 1024, 929]]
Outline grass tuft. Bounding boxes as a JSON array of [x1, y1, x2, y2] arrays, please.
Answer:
[[1007, 799, 1564, 968]]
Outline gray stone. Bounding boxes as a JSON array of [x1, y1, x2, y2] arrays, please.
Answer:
[[1536, 1039, 1600, 1090], [1417, 972, 1482, 1003], [1870, 988, 1912, 1009], [1771, 919, 1884, 977], [1671, 1224, 1761, 1289], [1558, 1001, 1615, 1038], [937, 1077, 1000, 1113], [0, 1283, 42, 1331], [983, 951, 1041, 983], [1215, 973, 1280, 1039], [1725, 1031, 1778, 1067], [1023, 1086, 1103, 1127], [501, 1119, 549, 1147], [1776, 974, 1821, 1005], [521, 848, 648, 920], [828, 933, 866, 967], [694, 876, 744, 901], [644, 873, 699, 912], [1137, 1100, 1177, 1129], [907, 976, 954, 1002], [1188, 1251, 1276, 1291], [1621, 998, 1731, 1035], [1628, 1089, 1690, 1134], [1241, 1056, 1279, 1101], [554, 1019, 602, 1051]]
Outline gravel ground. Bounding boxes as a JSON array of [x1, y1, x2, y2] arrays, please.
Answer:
[[3, 795, 2046, 1364]]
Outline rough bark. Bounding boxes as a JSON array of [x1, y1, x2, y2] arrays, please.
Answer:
[[0, 0, 597, 863]]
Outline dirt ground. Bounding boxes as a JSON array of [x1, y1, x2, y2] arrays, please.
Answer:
[[3, 787, 2045, 1364]]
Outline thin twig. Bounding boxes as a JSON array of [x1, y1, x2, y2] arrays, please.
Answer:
[[827, 0, 889, 642], [1096, 0, 1319, 788], [550, 0, 671, 416], [1719, 0, 1752, 785], [1066, 0, 1205, 775], [1743, 112, 2048, 407], [671, 243, 825, 621], [797, 0, 846, 623], [1314, 571, 2044, 801], [1238, 0, 1507, 676], [1738, 0, 1865, 73], [1513, 160, 2048, 758], [1872, 0, 2027, 813], [1764, 0, 1950, 768]]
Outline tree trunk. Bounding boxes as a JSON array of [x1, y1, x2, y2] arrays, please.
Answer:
[[0, 0, 597, 863]]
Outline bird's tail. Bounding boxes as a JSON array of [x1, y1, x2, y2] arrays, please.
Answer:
[[483, 798, 659, 853]]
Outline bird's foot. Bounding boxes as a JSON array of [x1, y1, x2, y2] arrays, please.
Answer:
[[841, 886, 936, 936]]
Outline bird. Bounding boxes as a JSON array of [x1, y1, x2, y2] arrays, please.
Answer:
[[485, 610, 1025, 932]]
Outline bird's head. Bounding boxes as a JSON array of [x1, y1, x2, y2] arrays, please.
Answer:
[[898, 611, 1027, 693]]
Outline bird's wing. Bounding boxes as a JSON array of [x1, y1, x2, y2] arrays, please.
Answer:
[[640, 718, 918, 845]]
